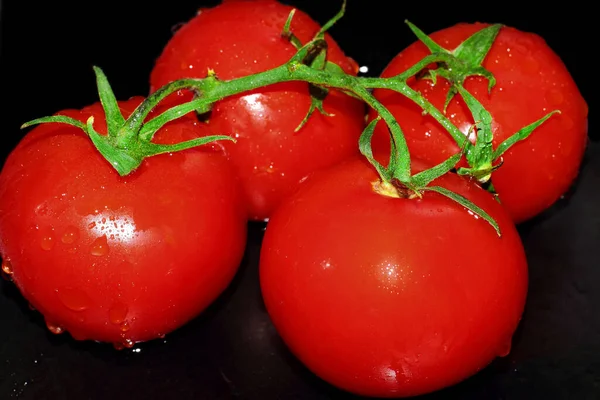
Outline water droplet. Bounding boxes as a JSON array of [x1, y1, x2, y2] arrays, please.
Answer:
[[109, 302, 129, 325], [90, 235, 109, 256], [56, 287, 91, 311], [46, 321, 64, 335], [61, 226, 80, 244], [120, 321, 130, 332], [88, 222, 97, 229], [158, 333, 166, 339], [41, 235, 54, 251], [28, 303, 36, 311], [122, 339, 135, 349], [1, 259, 13, 276]]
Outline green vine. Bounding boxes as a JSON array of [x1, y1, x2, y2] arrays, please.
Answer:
[[21, 3, 558, 237]]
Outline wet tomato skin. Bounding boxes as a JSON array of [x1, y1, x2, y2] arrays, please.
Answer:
[[0, 97, 247, 347], [150, 0, 366, 221], [260, 156, 528, 397], [370, 23, 588, 223]]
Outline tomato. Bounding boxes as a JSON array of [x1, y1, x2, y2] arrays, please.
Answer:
[[259, 156, 528, 397], [150, 0, 366, 221], [0, 97, 247, 348], [370, 23, 588, 223]]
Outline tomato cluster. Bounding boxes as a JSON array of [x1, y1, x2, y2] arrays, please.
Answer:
[[0, 0, 588, 398]]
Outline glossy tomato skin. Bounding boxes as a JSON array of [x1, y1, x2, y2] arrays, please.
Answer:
[[260, 157, 528, 397], [150, 0, 366, 221], [370, 23, 588, 223], [0, 97, 247, 347]]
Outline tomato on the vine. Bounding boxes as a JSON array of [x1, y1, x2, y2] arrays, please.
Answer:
[[370, 23, 588, 223], [259, 156, 528, 398], [0, 97, 247, 348], [150, 0, 366, 221]]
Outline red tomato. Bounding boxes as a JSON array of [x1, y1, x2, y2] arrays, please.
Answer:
[[150, 0, 366, 221], [0, 97, 247, 348], [370, 23, 588, 223], [259, 156, 528, 397]]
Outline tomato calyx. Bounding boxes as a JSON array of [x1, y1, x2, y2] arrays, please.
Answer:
[[360, 116, 501, 236], [407, 21, 501, 111], [371, 179, 420, 200], [281, 1, 351, 132], [405, 22, 561, 187], [21, 67, 234, 176]]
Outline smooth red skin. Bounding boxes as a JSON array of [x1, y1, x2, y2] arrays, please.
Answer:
[[150, 0, 366, 221], [260, 157, 528, 398], [370, 23, 588, 223], [0, 97, 247, 346]]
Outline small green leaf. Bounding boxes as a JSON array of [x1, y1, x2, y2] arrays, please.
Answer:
[[21, 115, 86, 130], [295, 85, 333, 132], [281, 9, 303, 49], [139, 135, 236, 158], [456, 161, 501, 183], [410, 151, 463, 187], [139, 97, 213, 141], [407, 23, 500, 105], [443, 87, 457, 113], [455, 84, 494, 166], [324, 60, 346, 75], [317, 0, 346, 37], [93, 67, 125, 137], [85, 117, 143, 176], [290, 38, 328, 67], [405, 21, 447, 54], [493, 110, 560, 160], [424, 185, 501, 236], [359, 117, 391, 181], [453, 24, 502, 69]]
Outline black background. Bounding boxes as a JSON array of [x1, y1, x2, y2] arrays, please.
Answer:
[[0, 1, 598, 399]]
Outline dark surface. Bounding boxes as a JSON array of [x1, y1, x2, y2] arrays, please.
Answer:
[[0, 1, 598, 399]]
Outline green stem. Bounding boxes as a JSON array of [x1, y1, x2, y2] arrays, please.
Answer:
[[142, 52, 467, 182]]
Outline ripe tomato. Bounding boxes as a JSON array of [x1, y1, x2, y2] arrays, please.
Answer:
[[370, 23, 588, 223], [259, 156, 528, 397], [150, 0, 366, 221], [0, 97, 247, 348]]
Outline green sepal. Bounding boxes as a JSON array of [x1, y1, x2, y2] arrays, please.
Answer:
[[359, 117, 392, 181], [93, 66, 126, 138], [21, 115, 86, 131], [406, 21, 500, 110], [456, 161, 502, 184], [281, 9, 303, 49], [139, 96, 213, 141], [493, 110, 560, 160], [283, 1, 348, 132], [86, 117, 143, 176], [21, 67, 235, 176], [423, 185, 501, 236], [454, 84, 494, 167], [410, 151, 463, 187]]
